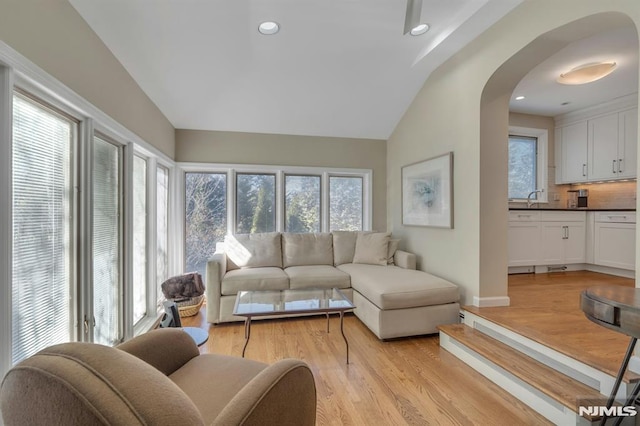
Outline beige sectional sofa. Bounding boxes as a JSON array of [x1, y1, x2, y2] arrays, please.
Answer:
[[205, 231, 460, 339]]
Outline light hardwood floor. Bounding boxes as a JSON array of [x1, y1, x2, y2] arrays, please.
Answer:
[[182, 307, 551, 424], [181, 271, 632, 425]]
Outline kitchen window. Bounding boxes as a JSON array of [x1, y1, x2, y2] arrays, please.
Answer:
[[508, 126, 548, 203]]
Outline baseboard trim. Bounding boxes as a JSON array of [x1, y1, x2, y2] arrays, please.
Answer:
[[472, 296, 510, 307]]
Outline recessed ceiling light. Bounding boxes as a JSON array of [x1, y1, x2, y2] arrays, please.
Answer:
[[515, 96, 525, 100], [410, 23, 429, 36], [557, 62, 617, 85], [258, 21, 280, 35]]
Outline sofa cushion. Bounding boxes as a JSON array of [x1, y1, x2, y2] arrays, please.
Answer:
[[353, 232, 390, 266], [221, 267, 289, 296], [225, 233, 282, 269], [337, 263, 459, 310], [332, 231, 358, 266], [282, 233, 333, 267], [284, 265, 351, 290]]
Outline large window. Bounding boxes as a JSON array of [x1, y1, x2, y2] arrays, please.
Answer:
[[132, 155, 147, 324], [2, 55, 174, 377], [92, 135, 122, 346], [329, 176, 363, 231], [508, 126, 548, 202], [508, 135, 538, 199], [182, 167, 370, 273], [11, 92, 75, 363], [285, 175, 320, 232], [236, 174, 276, 234], [185, 172, 227, 276]]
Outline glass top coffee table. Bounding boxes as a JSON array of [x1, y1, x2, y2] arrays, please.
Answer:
[[233, 288, 355, 364]]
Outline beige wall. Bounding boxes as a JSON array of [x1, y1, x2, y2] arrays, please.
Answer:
[[176, 129, 387, 232], [0, 0, 175, 158], [387, 0, 640, 305]]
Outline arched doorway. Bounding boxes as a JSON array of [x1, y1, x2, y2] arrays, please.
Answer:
[[478, 12, 639, 302]]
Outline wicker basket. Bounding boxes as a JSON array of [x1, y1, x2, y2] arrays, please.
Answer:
[[174, 294, 205, 317]]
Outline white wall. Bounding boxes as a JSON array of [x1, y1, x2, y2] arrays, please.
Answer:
[[0, 0, 175, 158], [387, 0, 640, 305]]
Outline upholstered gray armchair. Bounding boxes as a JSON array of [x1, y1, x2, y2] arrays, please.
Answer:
[[1, 328, 317, 425]]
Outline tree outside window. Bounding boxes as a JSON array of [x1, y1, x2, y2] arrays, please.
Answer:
[[508, 135, 538, 200]]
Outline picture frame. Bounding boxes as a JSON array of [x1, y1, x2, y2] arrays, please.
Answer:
[[402, 152, 454, 228]]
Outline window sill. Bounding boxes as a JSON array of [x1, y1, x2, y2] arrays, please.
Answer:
[[133, 313, 163, 338]]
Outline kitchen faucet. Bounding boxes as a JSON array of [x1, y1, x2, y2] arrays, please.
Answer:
[[526, 189, 544, 208]]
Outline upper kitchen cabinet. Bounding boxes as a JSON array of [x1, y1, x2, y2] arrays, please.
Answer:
[[588, 108, 638, 180], [619, 107, 638, 179], [556, 121, 588, 183], [555, 99, 638, 184]]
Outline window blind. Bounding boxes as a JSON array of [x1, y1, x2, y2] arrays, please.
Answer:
[[12, 93, 74, 364], [93, 136, 121, 345]]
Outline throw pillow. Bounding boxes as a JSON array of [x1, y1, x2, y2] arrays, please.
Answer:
[[353, 232, 390, 266], [224, 232, 282, 268], [387, 239, 400, 265], [282, 233, 333, 267], [332, 231, 358, 266]]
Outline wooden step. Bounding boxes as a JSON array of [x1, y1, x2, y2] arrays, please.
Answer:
[[462, 305, 640, 384], [439, 324, 606, 421]]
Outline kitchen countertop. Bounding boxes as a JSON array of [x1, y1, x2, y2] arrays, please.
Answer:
[[509, 208, 636, 211]]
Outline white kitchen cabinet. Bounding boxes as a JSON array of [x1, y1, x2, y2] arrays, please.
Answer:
[[588, 108, 638, 180], [556, 104, 638, 184], [508, 222, 541, 266], [594, 212, 636, 270], [557, 121, 588, 184], [588, 112, 619, 180], [618, 107, 638, 179], [539, 220, 586, 265], [508, 211, 541, 267]]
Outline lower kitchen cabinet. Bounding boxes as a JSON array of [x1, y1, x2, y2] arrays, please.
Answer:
[[508, 222, 540, 266], [540, 222, 586, 265], [594, 213, 636, 270], [508, 210, 636, 272], [508, 210, 586, 268]]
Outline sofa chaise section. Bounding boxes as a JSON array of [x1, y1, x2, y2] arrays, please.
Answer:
[[338, 262, 460, 339]]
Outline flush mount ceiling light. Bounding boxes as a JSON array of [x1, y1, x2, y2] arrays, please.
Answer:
[[258, 21, 280, 35], [410, 23, 430, 36], [404, 0, 428, 36], [556, 62, 617, 85]]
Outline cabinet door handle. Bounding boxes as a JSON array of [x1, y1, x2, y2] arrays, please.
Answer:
[[618, 158, 623, 173], [582, 164, 587, 177], [517, 214, 532, 218], [562, 225, 568, 239], [607, 215, 628, 220], [613, 160, 617, 173]]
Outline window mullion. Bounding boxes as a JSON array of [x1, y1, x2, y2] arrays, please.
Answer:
[[78, 118, 95, 342], [146, 157, 158, 318], [122, 143, 135, 341], [276, 170, 284, 232], [0, 65, 14, 379], [321, 173, 330, 232]]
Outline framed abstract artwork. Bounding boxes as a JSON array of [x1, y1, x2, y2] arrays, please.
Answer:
[[401, 152, 453, 228]]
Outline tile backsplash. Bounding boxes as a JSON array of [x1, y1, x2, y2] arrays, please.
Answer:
[[509, 165, 637, 210]]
